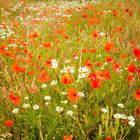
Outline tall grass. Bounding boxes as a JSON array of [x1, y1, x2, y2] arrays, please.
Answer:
[[0, 0, 140, 139]]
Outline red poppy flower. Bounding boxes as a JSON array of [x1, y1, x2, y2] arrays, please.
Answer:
[[44, 58, 52, 68], [42, 42, 51, 48], [67, 88, 79, 103], [9, 92, 21, 105], [38, 70, 50, 83], [104, 42, 114, 51], [120, 54, 128, 59], [91, 31, 99, 38], [87, 18, 100, 25], [28, 71, 34, 75], [82, 13, 87, 18], [101, 70, 111, 80], [29, 32, 39, 39], [63, 135, 73, 140], [12, 63, 25, 73], [105, 56, 113, 62], [127, 74, 134, 83], [88, 73, 96, 80], [3, 120, 14, 127], [89, 48, 97, 53], [105, 136, 112, 140], [82, 48, 88, 53], [95, 62, 102, 67], [134, 106, 140, 117], [0, 44, 6, 51], [88, 71, 104, 81], [138, 69, 140, 76], [125, 8, 129, 13], [128, 64, 136, 73], [83, 59, 93, 69], [133, 48, 140, 59], [129, 10, 133, 17], [91, 79, 102, 89], [61, 75, 74, 85], [134, 89, 140, 101], [129, 40, 137, 47], [112, 62, 121, 73], [113, 10, 117, 16], [112, 27, 123, 33]]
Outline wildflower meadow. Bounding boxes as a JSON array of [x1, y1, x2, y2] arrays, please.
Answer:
[[0, 0, 140, 139]]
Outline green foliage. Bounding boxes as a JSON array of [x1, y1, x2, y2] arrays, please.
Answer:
[[0, 0, 140, 139]]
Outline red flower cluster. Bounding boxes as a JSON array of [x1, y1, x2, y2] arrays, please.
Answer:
[[88, 70, 111, 89], [9, 92, 21, 105], [12, 63, 25, 73]]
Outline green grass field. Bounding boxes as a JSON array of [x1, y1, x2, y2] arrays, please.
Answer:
[[0, 0, 140, 140]]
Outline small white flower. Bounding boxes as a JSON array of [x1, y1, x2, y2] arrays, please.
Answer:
[[104, 10, 111, 13], [104, 62, 108, 65], [33, 105, 39, 110], [66, 110, 73, 116], [60, 100, 68, 104], [99, 32, 105, 37], [42, 84, 47, 88], [22, 103, 30, 108], [74, 56, 79, 59], [51, 59, 58, 68], [56, 106, 64, 113], [12, 108, 19, 114], [24, 96, 29, 100], [78, 73, 86, 79], [101, 108, 108, 113], [117, 103, 125, 108], [60, 70, 64, 73], [63, 14, 71, 18], [44, 96, 51, 101], [121, 114, 127, 119], [114, 113, 122, 119], [78, 66, 90, 79], [128, 121, 135, 127], [128, 116, 135, 121], [60, 66, 75, 74], [64, 59, 71, 63], [61, 92, 67, 95], [72, 105, 77, 108], [50, 80, 58, 86], [45, 102, 49, 106], [78, 92, 84, 97]]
